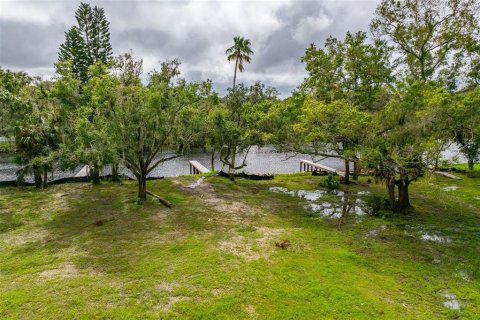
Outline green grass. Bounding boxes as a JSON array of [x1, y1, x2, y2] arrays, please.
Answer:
[[0, 141, 15, 153], [0, 172, 479, 319], [451, 163, 480, 171]]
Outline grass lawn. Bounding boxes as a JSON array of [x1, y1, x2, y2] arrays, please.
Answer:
[[0, 172, 479, 319]]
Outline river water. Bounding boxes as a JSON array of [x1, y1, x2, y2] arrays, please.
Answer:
[[0, 145, 467, 183]]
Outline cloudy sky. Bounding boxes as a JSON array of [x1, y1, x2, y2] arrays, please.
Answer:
[[0, 0, 381, 96]]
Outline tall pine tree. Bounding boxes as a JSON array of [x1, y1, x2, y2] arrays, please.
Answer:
[[58, 2, 113, 82], [59, 27, 88, 81]]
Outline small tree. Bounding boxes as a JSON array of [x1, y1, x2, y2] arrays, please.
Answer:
[[364, 80, 435, 210], [101, 60, 199, 200], [213, 83, 274, 180], [0, 68, 31, 138], [301, 31, 393, 179], [293, 98, 371, 184], [13, 80, 60, 188]]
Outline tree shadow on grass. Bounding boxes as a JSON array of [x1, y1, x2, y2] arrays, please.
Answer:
[[37, 179, 212, 276]]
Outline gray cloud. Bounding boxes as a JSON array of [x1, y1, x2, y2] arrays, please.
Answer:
[[0, 19, 66, 69], [0, 0, 381, 96]]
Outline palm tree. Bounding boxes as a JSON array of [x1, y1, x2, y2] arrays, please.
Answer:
[[225, 36, 253, 90]]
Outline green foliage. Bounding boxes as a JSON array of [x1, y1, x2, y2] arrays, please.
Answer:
[[366, 195, 391, 215], [447, 89, 480, 170], [211, 83, 277, 176], [322, 174, 340, 189], [58, 2, 113, 83], [12, 81, 61, 187], [290, 97, 371, 183], [0, 68, 32, 137], [371, 0, 478, 84], [225, 36, 254, 89], [302, 31, 393, 110]]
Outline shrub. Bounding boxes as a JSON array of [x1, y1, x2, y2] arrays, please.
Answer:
[[366, 195, 391, 215], [466, 170, 480, 178], [322, 174, 340, 189]]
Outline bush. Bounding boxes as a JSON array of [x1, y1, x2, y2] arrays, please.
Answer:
[[366, 195, 391, 215], [322, 174, 340, 189], [466, 170, 480, 178]]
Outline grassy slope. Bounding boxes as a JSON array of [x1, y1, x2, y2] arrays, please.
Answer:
[[0, 172, 479, 319]]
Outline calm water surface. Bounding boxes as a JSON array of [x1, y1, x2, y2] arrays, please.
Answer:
[[0, 145, 467, 183]]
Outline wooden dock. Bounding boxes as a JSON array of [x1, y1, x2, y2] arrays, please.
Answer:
[[433, 171, 462, 180], [300, 159, 345, 177], [189, 161, 210, 175], [74, 165, 90, 178]]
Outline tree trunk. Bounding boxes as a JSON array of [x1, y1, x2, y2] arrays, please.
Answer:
[[42, 167, 48, 189], [233, 57, 239, 90], [392, 168, 412, 211], [353, 160, 359, 181], [91, 165, 101, 185], [343, 160, 350, 184], [386, 177, 395, 208], [138, 174, 147, 200], [229, 145, 236, 181], [33, 166, 43, 188], [211, 149, 215, 171], [111, 163, 120, 182], [396, 181, 411, 211], [468, 157, 474, 171]]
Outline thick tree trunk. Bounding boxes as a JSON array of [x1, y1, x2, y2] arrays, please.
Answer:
[[111, 163, 120, 182], [343, 160, 350, 184], [138, 174, 147, 200], [33, 166, 43, 189], [211, 149, 215, 171], [386, 177, 395, 208], [353, 160, 359, 181], [468, 157, 474, 171], [91, 166, 101, 185], [396, 181, 411, 210], [42, 167, 48, 189]]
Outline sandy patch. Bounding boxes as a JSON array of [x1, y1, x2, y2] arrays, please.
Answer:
[[218, 227, 285, 260], [39, 263, 80, 279], [195, 182, 261, 224], [245, 304, 258, 318], [156, 296, 191, 312], [0, 228, 49, 246], [156, 281, 179, 293]]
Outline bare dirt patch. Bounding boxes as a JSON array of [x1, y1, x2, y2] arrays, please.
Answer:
[[192, 182, 262, 224], [156, 295, 191, 312], [245, 304, 258, 318], [0, 228, 49, 246], [156, 281, 179, 293], [39, 263, 80, 279], [218, 227, 285, 260]]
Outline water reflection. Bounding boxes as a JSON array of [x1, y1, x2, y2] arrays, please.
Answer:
[[269, 186, 370, 219]]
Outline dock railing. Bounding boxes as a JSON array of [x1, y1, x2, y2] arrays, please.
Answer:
[[189, 160, 210, 175], [300, 159, 345, 177]]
